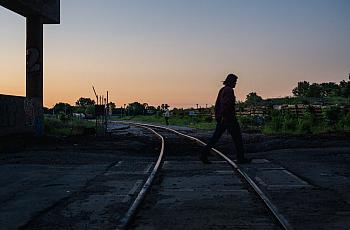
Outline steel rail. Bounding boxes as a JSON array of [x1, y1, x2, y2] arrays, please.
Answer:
[[115, 121, 293, 230], [115, 124, 165, 230]]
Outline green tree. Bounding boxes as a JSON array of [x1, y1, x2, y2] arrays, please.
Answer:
[[245, 92, 263, 105], [107, 102, 116, 109], [75, 97, 95, 107], [339, 80, 350, 97], [127, 102, 146, 115], [292, 81, 310, 97], [53, 102, 72, 114], [75, 97, 97, 115], [292, 77, 350, 98], [161, 104, 169, 110], [320, 82, 340, 97], [308, 83, 322, 97]]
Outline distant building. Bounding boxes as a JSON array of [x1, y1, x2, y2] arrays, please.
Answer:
[[73, 113, 85, 119]]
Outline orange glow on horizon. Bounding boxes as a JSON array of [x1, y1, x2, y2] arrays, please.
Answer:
[[1, 2, 349, 109]]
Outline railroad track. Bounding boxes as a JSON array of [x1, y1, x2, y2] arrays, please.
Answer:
[[115, 122, 292, 230]]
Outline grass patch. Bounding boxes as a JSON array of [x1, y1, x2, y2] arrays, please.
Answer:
[[111, 115, 216, 130], [112, 109, 350, 136], [45, 116, 95, 136], [262, 109, 350, 136]]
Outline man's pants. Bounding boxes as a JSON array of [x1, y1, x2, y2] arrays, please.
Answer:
[[204, 119, 245, 160]]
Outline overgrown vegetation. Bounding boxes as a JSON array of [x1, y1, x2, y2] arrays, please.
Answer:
[[238, 77, 350, 135], [44, 116, 94, 136], [114, 113, 216, 130], [262, 106, 350, 135], [115, 105, 350, 136]]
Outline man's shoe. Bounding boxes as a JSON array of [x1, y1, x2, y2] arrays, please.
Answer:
[[200, 154, 211, 164], [236, 158, 252, 164]]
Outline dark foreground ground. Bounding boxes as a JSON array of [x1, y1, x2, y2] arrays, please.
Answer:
[[0, 124, 349, 229], [191, 128, 350, 229]]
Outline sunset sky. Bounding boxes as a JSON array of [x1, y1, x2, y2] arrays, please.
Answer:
[[1, 0, 349, 108]]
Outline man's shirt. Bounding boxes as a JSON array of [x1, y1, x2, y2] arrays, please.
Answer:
[[214, 86, 236, 122]]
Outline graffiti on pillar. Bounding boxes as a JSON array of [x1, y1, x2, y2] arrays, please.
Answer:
[[24, 98, 42, 135], [27, 48, 40, 74], [0, 97, 18, 127], [24, 98, 35, 127]]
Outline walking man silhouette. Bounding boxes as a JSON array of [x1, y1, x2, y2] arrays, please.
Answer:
[[200, 73, 251, 164]]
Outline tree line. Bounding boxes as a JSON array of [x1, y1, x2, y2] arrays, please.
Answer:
[[45, 98, 170, 117], [242, 76, 350, 107], [46, 75, 349, 116], [292, 77, 350, 98], [45, 97, 115, 116]]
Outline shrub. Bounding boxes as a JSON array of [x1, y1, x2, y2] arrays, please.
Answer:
[[297, 112, 314, 134], [263, 110, 283, 133], [323, 106, 341, 126], [337, 113, 350, 131], [44, 117, 94, 136], [282, 112, 298, 133], [204, 116, 213, 123], [238, 116, 253, 130]]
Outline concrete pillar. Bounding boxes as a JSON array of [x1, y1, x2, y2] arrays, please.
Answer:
[[26, 16, 44, 136]]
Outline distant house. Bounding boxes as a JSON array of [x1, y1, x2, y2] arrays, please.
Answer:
[[73, 113, 85, 119], [273, 105, 283, 110], [188, 111, 197, 116]]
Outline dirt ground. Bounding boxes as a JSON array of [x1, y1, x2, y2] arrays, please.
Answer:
[[0, 126, 160, 229]]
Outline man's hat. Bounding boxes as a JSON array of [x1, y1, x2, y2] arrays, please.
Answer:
[[223, 73, 238, 85]]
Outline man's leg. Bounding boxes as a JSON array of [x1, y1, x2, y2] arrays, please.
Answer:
[[200, 122, 226, 163], [203, 122, 226, 154], [227, 119, 245, 160]]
